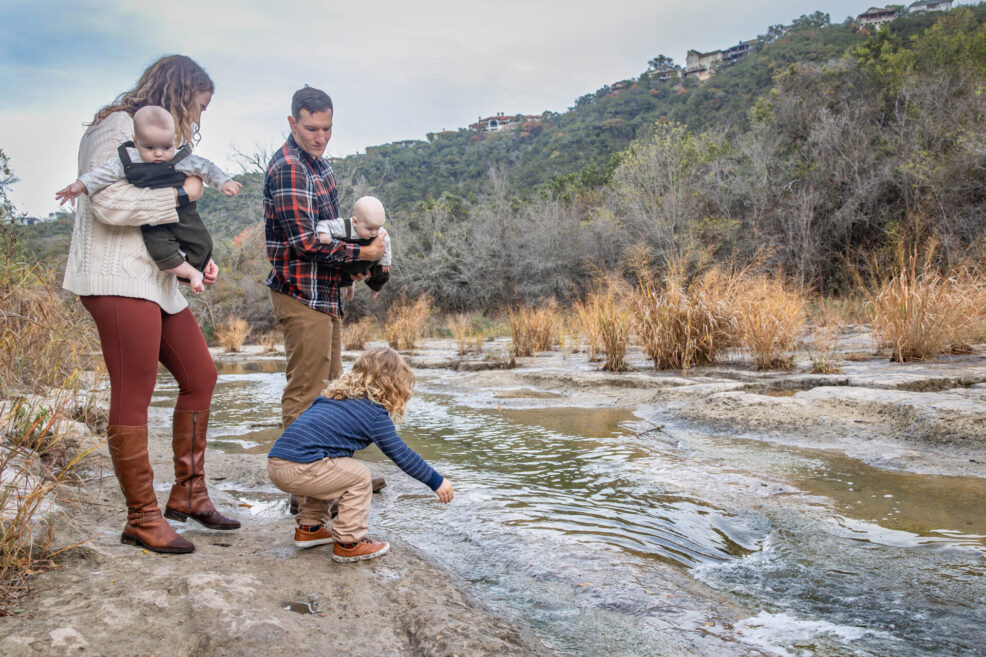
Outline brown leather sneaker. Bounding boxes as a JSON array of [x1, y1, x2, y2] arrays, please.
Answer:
[[332, 537, 390, 562], [293, 524, 333, 549]]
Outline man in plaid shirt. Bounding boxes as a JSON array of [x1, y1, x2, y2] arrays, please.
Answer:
[[264, 86, 386, 430]]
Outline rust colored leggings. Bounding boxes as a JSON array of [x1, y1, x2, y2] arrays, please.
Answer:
[[81, 296, 217, 426]]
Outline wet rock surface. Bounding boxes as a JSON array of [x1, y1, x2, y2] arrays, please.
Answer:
[[1, 417, 554, 657], [6, 333, 986, 657]]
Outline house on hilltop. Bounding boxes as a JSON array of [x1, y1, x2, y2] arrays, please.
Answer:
[[469, 112, 548, 132], [682, 38, 757, 82], [855, 5, 904, 29], [684, 49, 723, 81], [907, 0, 952, 12], [723, 39, 758, 64], [608, 80, 635, 97], [855, 1, 951, 29]]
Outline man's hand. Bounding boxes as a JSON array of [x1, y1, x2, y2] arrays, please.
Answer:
[[358, 231, 386, 261], [203, 259, 219, 285], [435, 480, 454, 504], [183, 175, 204, 202], [221, 180, 242, 197]]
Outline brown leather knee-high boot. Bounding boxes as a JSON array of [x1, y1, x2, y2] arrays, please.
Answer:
[[107, 425, 195, 554], [164, 409, 240, 530]]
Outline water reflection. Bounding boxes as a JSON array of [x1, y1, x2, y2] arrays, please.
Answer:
[[395, 397, 754, 566], [797, 453, 986, 544], [150, 359, 986, 657]]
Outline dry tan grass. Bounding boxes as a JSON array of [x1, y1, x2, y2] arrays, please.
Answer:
[[448, 313, 485, 356], [255, 332, 279, 353], [803, 320, 843, 374], [591, 283, 635, 371], [385, 295, 431, 351], [866, 250, 986, 361], [215, 317, 250, 353], [1, 396, 96, 607], [0, 237, 100, 397], [572, 299, 604, 361], [343, 316, 375, 351], [632, 266, 741, 371], [0, 231, 100, 607], [736, 275, 806, 370], [808, 294, 870, 327], [508, 302, 561, 357]]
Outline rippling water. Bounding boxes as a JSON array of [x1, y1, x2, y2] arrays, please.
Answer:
[[150, 361, 986, 657]]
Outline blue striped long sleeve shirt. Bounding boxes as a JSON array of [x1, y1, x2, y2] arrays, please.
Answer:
[[268, 396, 443, 491]]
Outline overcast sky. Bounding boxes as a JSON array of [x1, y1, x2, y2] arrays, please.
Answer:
[[2, 0, 890, 217]]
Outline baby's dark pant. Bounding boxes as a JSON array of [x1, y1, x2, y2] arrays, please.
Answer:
[[140, 202, 213, 271], [340, 262, 390, 292]]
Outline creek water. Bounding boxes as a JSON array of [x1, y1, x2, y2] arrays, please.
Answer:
[[151, 359, 986, 657]]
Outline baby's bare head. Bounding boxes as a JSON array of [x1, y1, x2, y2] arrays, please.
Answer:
[[133, 106, 175, 141], [132, 106, 177, 162], [352, 196, 386, 239]]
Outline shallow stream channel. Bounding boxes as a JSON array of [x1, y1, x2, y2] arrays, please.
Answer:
[[150, 356, 986, 657]]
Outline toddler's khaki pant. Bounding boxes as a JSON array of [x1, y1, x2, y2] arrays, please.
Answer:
[[267, 456, 372, 544]]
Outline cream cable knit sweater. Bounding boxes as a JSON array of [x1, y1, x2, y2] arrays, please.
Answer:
[[62, 111, 188, 314]]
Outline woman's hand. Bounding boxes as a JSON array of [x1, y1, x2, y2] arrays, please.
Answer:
[[203, 259, 219, 285], [435, 479, 454, 504], [183, 175, 204, 202]]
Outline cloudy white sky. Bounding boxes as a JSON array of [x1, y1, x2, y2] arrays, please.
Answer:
[[2, 0, 883, 217]]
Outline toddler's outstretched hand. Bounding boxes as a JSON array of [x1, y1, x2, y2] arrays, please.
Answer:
[[382, 265, 391, 273], [55, 181, 87, 206], [435, 480, 454, 504], [221, 180, 242, 197], [346, 285, 355, 302]]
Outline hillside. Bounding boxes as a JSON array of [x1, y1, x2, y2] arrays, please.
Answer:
[[9, 4, 986, 325], [332, 12, 867, 212]]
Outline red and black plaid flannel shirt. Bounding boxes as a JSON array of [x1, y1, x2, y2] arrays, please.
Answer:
[[263, 136, 360, 317]]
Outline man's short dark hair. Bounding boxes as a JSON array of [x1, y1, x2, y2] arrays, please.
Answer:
[[292, 86, 333, 118]]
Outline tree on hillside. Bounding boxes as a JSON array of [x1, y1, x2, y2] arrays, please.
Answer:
[[792, 11, 830, 30], [1, 149, 19, 223], [648, 54, 678, 73]]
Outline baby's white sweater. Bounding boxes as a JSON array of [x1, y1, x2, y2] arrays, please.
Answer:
[[316, 217, 392, 266]]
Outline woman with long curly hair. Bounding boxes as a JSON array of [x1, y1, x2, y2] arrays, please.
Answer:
[[267, 347, 455, 562], [63, 55, 239, 555]]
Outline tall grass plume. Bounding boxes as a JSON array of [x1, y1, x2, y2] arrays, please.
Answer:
[[632, 265, 740, 371], [736, 275, 806, 369], [343, 317, 375, 351], [385, 295, 431, 351], [215, 317, 250, 353], [865, 246, 986, 361], [508, 302, 561, 357]]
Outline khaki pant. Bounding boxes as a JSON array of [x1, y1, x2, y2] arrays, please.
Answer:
[[269, 289, 343, 428], [267, 456, 372, 543]]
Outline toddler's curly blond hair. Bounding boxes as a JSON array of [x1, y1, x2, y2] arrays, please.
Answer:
[[322, 347, 415, 422]]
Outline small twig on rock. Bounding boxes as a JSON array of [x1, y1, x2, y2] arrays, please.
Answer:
[[632, 423, 676, 440]]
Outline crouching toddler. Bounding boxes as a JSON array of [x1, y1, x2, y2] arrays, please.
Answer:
[[266, 347, 453, 562]]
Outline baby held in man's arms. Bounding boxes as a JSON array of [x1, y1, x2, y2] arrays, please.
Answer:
[[56, 105, 241, 293], [317, 195, 391, 300]]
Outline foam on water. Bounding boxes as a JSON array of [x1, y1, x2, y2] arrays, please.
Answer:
[[732, 611, 895, 657]]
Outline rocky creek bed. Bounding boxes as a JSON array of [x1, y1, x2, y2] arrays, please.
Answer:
[[3, 329, 986, 657]]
